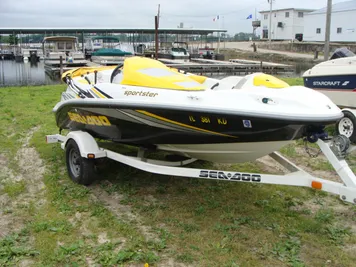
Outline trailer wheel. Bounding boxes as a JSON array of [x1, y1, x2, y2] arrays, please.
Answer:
[[336, 111, 356, 143], [65, 139, 96, 185]]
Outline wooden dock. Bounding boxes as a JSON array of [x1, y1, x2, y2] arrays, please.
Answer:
[[159, 58, 294, 76], [44, 57, 294, 78], [44, 64, 87, 79]]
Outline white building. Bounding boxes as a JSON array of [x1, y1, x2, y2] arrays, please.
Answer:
[[259, 8, 315, 40], [304, 0, 356, 42]]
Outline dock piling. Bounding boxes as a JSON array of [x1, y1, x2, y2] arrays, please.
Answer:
[[59, 56, 63, 77]]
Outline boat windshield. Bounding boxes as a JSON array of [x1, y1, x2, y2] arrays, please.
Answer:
[[172, 48, 187, 53], [330, 47, 355, 60]]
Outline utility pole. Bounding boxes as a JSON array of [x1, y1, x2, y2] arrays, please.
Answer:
[[268, 0, 273, 46], [324, 0, 332, 61], [222, 16, 225, 49], [155, 4, 160, 59], [217, 16, 221, 54]]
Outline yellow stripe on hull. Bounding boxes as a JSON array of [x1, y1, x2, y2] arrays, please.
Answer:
[[91, 88, 106, 99], [136, 110, 236, 138]]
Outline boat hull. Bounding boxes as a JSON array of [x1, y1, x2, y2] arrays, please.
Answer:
[[310, 89, 356, 109], [55, 104, 310, 162], [55, 102, 323, 146], [304, 74, 356, 90], [303, 74, 356, 108], [157, 141, 293, 163]]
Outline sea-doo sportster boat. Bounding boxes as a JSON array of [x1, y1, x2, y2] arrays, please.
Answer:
[[54, 56, 343, 163]]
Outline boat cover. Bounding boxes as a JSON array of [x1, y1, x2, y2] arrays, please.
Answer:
[[330, 47, 355, 60], [92, 48, 132, 57], [120, 57, 207, 90]]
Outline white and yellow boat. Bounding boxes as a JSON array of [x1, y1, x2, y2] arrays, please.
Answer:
[[54, 56, 342, 163]]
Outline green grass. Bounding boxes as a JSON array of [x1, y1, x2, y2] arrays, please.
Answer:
[[3, 180, 26, 198], [0, 85, 154, 266], [279, 144, 298, 158], [98, 160, 356, 266], [0, 84, 356, 267], [281, 77, 304, 86]]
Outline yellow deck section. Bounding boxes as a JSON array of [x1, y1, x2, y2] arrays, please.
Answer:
[[61, 66, 116, 82], [253, 74, 290, 88], [120, 57, 206, 90], [61, 57, 208, 90]]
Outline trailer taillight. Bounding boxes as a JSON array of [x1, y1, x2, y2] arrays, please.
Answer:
[[312, 181, 322, 190]]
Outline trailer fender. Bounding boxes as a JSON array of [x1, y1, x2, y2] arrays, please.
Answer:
[[341, 108, 356, 117], [62, 131, 106, 159]]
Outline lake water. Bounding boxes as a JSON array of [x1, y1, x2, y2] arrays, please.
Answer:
[[0, 59, 313, 87], [0, 60, 60, 87]]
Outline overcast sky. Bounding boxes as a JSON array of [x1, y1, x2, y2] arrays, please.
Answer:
[[0, 0, 348, 35]]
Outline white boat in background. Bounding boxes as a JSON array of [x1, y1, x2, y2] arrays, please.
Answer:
[[303, 48, 356, 142], [42, 36, 87, 67], [84, 36, 120, 59], [303, 48, 356, 109], [85, 36, 134, 65], [22, 48, 43, 62], [158, 42, 190, 61]]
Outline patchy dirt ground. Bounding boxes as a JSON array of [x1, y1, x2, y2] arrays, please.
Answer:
[[89, 181, 193, 267], [1, 123, 355, 266], [0, 127, 46, 238]]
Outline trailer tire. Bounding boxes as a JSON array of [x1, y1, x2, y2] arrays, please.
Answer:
[[336, 110, 356, 143], [65, 139, 96, 185]]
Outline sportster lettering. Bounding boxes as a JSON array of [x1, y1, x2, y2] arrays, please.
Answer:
[[124, 91, 158, 97], [199, 170, 261, 182]]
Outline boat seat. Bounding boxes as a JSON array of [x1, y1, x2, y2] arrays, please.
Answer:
[[110, 63, 124, 83], [234, 77, 248, 89]]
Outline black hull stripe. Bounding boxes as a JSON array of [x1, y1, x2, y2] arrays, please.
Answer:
[[94, 86, 113, 99], [314, 88, 356, 92], [54, 101, 342, 124], [121, 110, 194, 133]]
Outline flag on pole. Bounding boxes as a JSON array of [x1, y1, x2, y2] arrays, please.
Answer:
[[246, 14, 253, 19], [213, 15, 220, 22]]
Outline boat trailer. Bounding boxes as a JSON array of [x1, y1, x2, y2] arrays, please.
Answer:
[[46, 131, 356, 204]]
